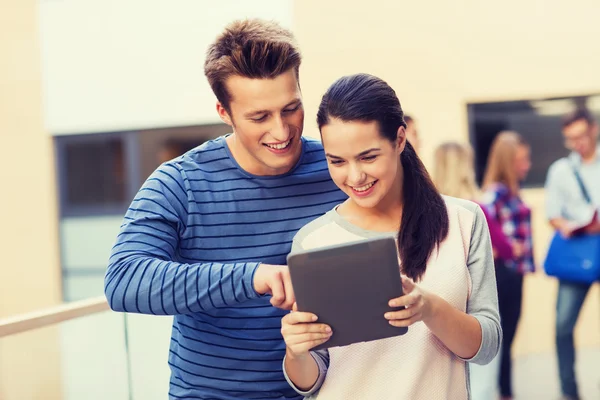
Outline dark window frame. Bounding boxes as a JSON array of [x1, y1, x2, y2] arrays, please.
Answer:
[[54, 130, 141, 218], [466, 94, 598, 189]]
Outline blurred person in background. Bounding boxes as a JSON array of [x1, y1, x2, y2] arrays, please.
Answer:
[[104, 19, 345, 400], [404, 114, 421, 154], [433, 142, 512, 400], [544, 108, 600, 400], [479, 131, 534, 400]]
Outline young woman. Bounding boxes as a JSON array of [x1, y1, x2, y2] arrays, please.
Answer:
[[479, 131, 534, 400], [433, 142, 514, 261], [281, 74, 501, 400], [433, 142, 514, 400]]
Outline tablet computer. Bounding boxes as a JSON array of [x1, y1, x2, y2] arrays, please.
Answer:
[[287, 236, 407, 350]]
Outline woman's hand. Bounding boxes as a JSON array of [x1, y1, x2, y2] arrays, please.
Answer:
[[281, 303, 332, 357], [384, 277, 436, 327]]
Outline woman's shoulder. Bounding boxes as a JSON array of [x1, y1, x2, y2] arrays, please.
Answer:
[[442, 196, 484, 230], [442, 195, 480, 213], [292, 207, 340, 251]]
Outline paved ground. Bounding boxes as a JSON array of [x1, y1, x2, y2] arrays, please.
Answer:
[[511, 347, 599, 399]]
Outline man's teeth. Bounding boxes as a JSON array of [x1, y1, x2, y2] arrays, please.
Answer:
[[353, 182, 375, 192], [265, 140, 291, 150]]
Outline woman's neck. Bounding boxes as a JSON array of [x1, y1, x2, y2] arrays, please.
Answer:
[[338, 198, 403, 233]]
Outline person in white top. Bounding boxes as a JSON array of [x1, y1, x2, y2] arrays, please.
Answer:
[[280, 73, 501, 400]]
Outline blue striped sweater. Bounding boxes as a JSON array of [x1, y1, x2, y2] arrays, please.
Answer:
[[105, 135, 346, 399]]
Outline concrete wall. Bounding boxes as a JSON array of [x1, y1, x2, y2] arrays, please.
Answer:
[[292, 0, 600, 356], [0, 0, 63, 398]]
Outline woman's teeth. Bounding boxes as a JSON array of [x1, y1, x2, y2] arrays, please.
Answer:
[[353, 181, 375, 192]]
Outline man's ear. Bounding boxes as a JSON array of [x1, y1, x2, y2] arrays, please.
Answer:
[[216, 102, 233, 126], [396, 126, 407, 153]]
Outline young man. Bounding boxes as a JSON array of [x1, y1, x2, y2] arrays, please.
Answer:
[[545, 108, 600, 400], [104, 19, 345, 400]]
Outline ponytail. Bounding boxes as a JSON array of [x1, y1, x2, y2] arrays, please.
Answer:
[[398, 141, 449, 281]]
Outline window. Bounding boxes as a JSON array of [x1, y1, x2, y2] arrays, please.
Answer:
[[56, 132, 133, 216], [468, 94, 600, 188], [55, 123, 230, 301], [65, 138, 126, 206], [55, 123, 231, 217]]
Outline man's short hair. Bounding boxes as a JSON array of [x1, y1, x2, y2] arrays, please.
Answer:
[[204, 19, 301, 112], [562, 108, 596, 129]]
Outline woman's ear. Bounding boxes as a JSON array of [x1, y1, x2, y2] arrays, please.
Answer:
[[396, 126, 407, 153]]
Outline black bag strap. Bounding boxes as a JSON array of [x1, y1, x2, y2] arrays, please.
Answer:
[[569, 159, 592, 204]]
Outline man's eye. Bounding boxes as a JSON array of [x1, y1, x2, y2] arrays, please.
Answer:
[[251, 115, 268, 122]]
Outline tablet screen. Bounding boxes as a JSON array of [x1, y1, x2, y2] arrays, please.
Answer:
[[287, 236, 406, 350]]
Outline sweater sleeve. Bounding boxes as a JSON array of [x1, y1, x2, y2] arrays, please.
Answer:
[[283, 350, 330, 396], [104, 162, 261, 315], [460, 205, 502, 365]]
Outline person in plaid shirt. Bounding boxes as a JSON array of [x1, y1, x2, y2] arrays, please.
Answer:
[[480, 131, 534, 400]]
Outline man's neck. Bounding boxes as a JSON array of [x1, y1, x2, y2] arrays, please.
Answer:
[[581, 145, 598, 164]]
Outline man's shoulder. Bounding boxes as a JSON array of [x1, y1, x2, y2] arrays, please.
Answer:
[[183, 136, 227, 162], [549, 156, 571, 172], [302, 136, 324, 149], [546, 156, 572, 183], [300, 137, 325, 159], [293, 137, 332, 178]]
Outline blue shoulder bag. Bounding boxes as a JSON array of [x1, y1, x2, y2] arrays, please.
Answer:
[[544, 163, 600, 283]]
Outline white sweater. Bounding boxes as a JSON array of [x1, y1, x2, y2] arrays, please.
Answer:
[[284, 197, 501, 400]]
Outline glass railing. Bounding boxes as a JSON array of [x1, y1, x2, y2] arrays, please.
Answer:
[[0, 297, 172, 400], [2, 286, 599, 399]]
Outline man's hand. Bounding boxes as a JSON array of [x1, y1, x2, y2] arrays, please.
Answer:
[[253, 264, 295, 310], [559, 224, 577, 238], [584, 218, 600, 234], [551, 217, 579, 238]]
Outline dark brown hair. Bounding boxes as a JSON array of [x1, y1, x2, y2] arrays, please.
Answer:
[[562, 108, 596, 129], [317, 74, 449, 281], [204, 19, 301, 112]]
